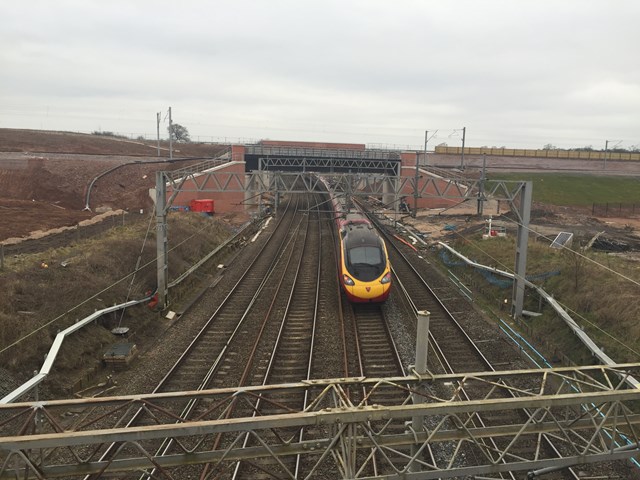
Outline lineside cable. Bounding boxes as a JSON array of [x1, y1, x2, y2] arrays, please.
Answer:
[[116, 205, 157, 328], [0, 213, 220, 356], [447, 226, 640, 359]]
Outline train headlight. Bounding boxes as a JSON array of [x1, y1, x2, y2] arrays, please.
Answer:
[[380, 272, 391, 284], [343, 274, 355, 286]]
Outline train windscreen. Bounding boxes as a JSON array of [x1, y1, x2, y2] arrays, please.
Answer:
[[348, 246, 382, 266]]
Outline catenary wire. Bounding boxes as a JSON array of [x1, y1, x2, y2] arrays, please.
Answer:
[[0, 213, 220, 356], [117, 205, 156, 328], [448, 222, 640, 359]]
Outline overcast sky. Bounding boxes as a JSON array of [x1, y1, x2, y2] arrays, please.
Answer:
[[1, 1, 638, 149]]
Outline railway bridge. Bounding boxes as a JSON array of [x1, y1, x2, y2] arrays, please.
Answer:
[[166, 140, 461, 215], [156, 140, 533, 317]]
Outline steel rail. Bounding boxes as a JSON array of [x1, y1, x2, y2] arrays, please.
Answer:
[[374, 212, 580, 479], [85, 197, 302, 479], [228, 193, 324, 479], [140, 197, 307, 479], [198, 195, 311, 478], [381, 232, 518, 479]]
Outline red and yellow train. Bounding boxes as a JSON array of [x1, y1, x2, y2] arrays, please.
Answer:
[[327, 185, 391, 303]]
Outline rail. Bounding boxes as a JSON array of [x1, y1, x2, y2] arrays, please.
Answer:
[[438, 242, 640, 388], [88, 198, 304, 480]]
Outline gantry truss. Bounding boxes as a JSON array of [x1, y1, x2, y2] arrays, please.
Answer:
[[245, 144, 401, 162], [255, 157, 399, 175], [161, 169, 528, 221], [157, 167, 532, 316], [2, 364, 640, 479]]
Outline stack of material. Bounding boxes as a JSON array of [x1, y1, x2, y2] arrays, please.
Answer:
[[103, 343, 137, 369]]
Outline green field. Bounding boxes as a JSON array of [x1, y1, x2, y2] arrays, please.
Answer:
[[488, 173, 640, 206]]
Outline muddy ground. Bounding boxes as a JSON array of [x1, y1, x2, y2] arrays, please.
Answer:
[[1, 128, 640, 254], [0, 129, 228, 244]]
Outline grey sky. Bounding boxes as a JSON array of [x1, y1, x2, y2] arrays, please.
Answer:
[[1, 0, 638, 149]]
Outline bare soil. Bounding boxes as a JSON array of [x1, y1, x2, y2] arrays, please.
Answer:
[[2, 128, 639, 253], [2, 128, 639, 255], [0, 129, 228, 244]]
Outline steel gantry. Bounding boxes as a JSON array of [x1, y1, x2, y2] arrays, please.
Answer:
[[154, 161, 532, 316], [2, 364, 640, 479]]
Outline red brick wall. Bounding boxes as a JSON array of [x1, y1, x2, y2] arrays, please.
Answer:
[[400, 152, 459, 210], [168, 162, 246, 213], [231, 144, 245, 162]]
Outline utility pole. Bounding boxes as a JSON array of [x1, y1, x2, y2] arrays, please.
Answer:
[[413, 131, 426, 218], [156, 112, 161, 158], [168, 107, 173, 160], [424, 130, 428, 168], [477, 154, 486, 215], [603, 140, 623, 169], [460, 126, 466, 170]]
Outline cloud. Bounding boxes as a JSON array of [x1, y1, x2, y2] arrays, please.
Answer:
[[1, 0, 639, 148]]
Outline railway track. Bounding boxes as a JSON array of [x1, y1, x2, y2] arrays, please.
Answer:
[[140, 190, 344, 480], [306, 196, 434, 477], [229, 194, 323, 479], [374, 214, 581, 479], [11, 191, 624, 479], [73, 189, 356, 480], [84, 196, 308, 478]]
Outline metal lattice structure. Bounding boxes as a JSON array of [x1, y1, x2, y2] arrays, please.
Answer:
[[155, 167, 532, 316], [2, 365, 640, 479], [256, 157, 399, 175], [246, 144, 401, 160]]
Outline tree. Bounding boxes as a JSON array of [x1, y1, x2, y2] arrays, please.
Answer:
[[542, 143, 557, 150], [168, 123, 190, 143]]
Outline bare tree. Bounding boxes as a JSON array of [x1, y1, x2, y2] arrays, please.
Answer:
[[168, 123, 191, 143]]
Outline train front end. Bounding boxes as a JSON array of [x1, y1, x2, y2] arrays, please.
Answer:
[[340, 226, 391, 303]]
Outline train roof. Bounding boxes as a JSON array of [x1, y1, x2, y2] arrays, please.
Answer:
[[338, 214, 370, 230], [343, 224, 383, 248]]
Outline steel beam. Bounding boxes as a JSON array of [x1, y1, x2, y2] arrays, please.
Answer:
[[156, 169, 532, 315], [2, 365, 640, 479]]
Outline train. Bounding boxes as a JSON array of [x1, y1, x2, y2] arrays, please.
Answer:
[[323, 179, 391, 303]]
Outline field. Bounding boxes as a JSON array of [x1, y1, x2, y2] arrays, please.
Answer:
[[490, 172, 640, 206], [1, 128, 640, 398], [0, 128, 228, 242]]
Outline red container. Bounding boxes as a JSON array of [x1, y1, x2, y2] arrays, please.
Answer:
[[190, 199, 215, 213]]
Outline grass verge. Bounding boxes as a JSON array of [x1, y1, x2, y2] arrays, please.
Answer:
[[0, 212, 240, 396], [488, 173, 640, 206]]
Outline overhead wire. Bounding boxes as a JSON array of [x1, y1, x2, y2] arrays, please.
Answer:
[[499, 213, 640, 288], [116, 204, 157, 328], [447, 213, 640, 359], [0, 212, 220, 356], [558, 300, 640, 359]]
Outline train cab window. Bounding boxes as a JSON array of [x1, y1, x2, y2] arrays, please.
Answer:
[[348, 247, 382, 266]]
